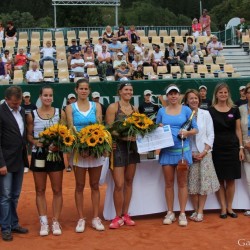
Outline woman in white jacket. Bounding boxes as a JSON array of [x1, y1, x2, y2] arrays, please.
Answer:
[[239, 83, 250, 216], [183, 89, 220, 222]]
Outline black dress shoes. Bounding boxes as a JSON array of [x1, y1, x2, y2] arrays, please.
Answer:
[[11, 226, 29, 234], [2, 232, 13, 241], [227, 212, 238, 218], [219, 213, 227, 219]]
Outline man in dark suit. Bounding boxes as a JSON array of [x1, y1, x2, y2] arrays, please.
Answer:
[[0, 86, 29, 241]]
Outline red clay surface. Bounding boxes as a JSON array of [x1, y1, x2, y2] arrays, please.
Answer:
[[2, 170, 250, 250]]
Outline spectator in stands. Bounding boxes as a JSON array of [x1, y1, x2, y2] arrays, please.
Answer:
[[151, 44, 165, 73], [199, 9, 211, 36], [0, 57, 8, 79], [113, 52, 126, 70], [103, 25, 114, 44], [25, 62, 43, 83], [14, 48, 34, 73], [84, 46, 95, 69], [5, 21, 17, 41], [115, 61, 132, 81], [134, 39, 144, 55], [122, 40, 131, 55], [67, 39, 82, 67], [92, 92, 106, 120], [142, 47, 152, 66], [94, 37, 104, 56], [131, 54, 143, 71], [236, 18, 249, 44], [192, 18, 202, 39], [126, 45, 136, 66], [184, 37, 200, 64], [165, 42, 178, 73], [132, 65, 144, 80], [97, 43, 113, 77], [199, 85, 212, 110], [40, 41, 56, 69], [2, 50, 13, 76], [0, 22, 5, 40], [108, 37, 122, 59], [81, 39, 94, 53], [71, 52, 85, 77], [127, 25, 139, 43], [207, 35, 223, 60], [139, 89, 160, 119], [235, 86, 248, 107], [117, 25, 128, 43], [177, 43, 189, 64]]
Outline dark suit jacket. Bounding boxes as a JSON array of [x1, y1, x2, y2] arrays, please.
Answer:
[[164, 48, 176, 60], [0, 102, 28, 172]]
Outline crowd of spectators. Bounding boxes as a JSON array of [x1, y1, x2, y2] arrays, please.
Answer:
[[0, 12, 248, 84]]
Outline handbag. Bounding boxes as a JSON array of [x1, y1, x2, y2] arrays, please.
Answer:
[[177, 135, 188, 171]]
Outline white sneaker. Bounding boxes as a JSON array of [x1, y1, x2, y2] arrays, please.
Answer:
[[40, 223, 49, 236], [92, 217, 105, 231], [244, 210, 250, 216], [179, 213, 188, 227], [24, 167, 29, 173], [52, 221, 62, 235], [76, 218, 85, 233], [163, 212, 176, 225]]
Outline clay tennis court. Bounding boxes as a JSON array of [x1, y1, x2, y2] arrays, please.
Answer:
[[2, 170, 250, 250]]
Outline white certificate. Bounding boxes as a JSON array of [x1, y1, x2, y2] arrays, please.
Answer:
[[136, 125, 174, 153]]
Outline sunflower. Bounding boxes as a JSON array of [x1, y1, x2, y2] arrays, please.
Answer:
[[58, 126, 68, 137], [86, 136, 98, 147], [98, 136, 104, 144], [63, 134, 75, 146]]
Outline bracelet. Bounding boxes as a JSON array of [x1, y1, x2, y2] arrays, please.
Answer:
[[239, 146, 244, 149]]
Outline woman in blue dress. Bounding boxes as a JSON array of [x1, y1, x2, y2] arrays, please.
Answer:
[[156, 85, 198, 227], [65, 79, 105, 232]]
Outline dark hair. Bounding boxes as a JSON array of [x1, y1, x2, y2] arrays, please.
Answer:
[[187, 37, 193, 43], [7, 21, 13, 26], [5, 86, 22, 100], [179, 43, 184, 47], [39, 85, 53, 95], [118, 82, 132, 91], [4, 50, 9, 53], [183, 89, 201, 107], [155, 44, 160, 49], [169, 42, 175, 47], [75, 78, 89, 89], [119, 25, 125, 32]]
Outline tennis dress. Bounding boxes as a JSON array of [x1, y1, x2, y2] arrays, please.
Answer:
[[30, 108, 65, 172], [156, 105, 198, 166], [209, 107, 241, 180], [113, 102, 140, 167], [70, 101, 104, 168]]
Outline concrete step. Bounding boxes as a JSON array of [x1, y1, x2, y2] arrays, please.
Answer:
[[222, 51, 248, 56], [225, 58, 250, 62], [231, 64, 250, 68], [223, 48, 244, 52]]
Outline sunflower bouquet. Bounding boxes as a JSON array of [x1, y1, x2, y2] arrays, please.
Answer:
[[39, 124, 75, 161], [75, 124, 112, 159], [110, 112, 158, 139]]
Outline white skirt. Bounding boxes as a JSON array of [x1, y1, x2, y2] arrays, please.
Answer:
[[70, 153, 105, 168]]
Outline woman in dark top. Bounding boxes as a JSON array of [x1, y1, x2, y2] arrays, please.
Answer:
[[117, 26, 128, 43], [209, 83, 244, 219], [106, 82, 140, 229], [5, 21, 17, 41], [103, 25, 114, 44]]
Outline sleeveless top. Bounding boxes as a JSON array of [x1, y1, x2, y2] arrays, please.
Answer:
[[32, 108, 60, 152], [115, 102, 135, 122], [72, 101, 97, 132]]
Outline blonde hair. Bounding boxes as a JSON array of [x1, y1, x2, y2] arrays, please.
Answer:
[[183, 89, 201, 107], [212, 83, 235, 107]]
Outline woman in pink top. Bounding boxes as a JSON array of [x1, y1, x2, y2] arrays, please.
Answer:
[[192, 18, 202, 39]]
